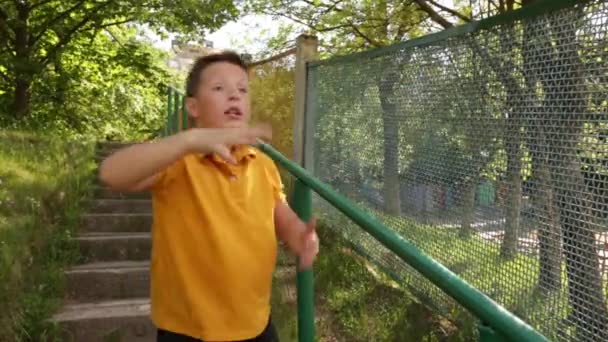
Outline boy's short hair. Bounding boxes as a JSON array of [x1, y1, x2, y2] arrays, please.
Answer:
[[185, 51, 248, 97]]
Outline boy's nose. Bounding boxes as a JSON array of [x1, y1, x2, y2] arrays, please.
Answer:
[[228, 88, 240, 101]]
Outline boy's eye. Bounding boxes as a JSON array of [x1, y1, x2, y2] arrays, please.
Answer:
[[239, 88, 248, 94], [212, 86, 223, 91]]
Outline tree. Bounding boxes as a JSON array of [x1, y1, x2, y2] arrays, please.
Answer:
[[520, 15, 561, 292], [0, 0, 237, 119], [246, 0, 440, 215], [20, 24, 176, 140], [397, 0, 608, 339], [539, 8, 607, 340], [254, 0, 608, 339]]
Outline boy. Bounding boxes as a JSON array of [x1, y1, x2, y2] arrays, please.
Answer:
[[99, 51, 319, 342]]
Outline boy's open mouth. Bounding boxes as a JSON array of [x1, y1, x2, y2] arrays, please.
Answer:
[[224, 106, 243, 119]]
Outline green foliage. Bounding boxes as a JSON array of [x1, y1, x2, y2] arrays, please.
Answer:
[[316, 206, 570, 341], [245, 0, 426, 55], [0, 131, 96, 341], [2, 25, 176, 140], [250, 61, 295, 158], [0, 0, 237, 135], [313, 219, 464, 342], [249, 59, 296, 194], [244, 1, 492, 57]]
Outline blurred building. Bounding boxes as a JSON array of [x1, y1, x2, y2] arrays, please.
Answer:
[[167, 39, 221, 72]]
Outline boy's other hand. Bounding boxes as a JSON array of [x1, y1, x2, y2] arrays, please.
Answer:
[[298, 217, 319, 270], [184, 124, 272, 164]]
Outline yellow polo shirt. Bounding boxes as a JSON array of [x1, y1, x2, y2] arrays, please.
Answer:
[[149, 145, 284, 341]]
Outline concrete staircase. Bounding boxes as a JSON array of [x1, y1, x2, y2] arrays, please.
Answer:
[[51, 142, 299, 341], [52, 142, 156, 342]]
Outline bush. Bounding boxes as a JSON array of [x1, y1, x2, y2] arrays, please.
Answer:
[[0, 131, 95, 341]]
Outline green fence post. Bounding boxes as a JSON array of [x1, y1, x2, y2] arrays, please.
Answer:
[[165, 87, 172, 137], [479, 323, 507, 342], [181, 96, 188, 130], [172, 90, 180, 134], [292, 179, 315, 342]]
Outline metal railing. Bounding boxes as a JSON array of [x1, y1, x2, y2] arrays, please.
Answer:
[[257, 141, 550, 342], [164, 86, 187, 136]]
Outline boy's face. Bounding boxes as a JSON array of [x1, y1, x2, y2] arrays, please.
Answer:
[[187, 62, 250, 129]]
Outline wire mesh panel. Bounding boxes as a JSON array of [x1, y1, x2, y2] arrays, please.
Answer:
[[249, 53, 296, 159], [248, 52, 299, 341], [306, 1, 608, 341], [249, 51, 297, 195]]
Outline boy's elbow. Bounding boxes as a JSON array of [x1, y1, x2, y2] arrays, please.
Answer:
[[98, 159, 126, 190]]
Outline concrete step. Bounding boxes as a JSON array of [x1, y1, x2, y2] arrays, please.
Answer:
[[65, 261, 150, 301], [81, 213, 152, 233], [77, 233, 151, 262], [93, 186, 150, 200], [52, 298, 154, 342], [87, 199, 152, 214]]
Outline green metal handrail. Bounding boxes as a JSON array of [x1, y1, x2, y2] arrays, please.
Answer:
[[257, 142, 551, 342], [292, 180, 315, 342], [164, 86, 187, 136]]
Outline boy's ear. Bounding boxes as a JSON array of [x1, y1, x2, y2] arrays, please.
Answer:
[[185, 97, 199, 119]]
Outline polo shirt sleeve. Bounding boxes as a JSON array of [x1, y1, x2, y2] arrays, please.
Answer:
[[267, 160, 287, 203], [151, 157, 186, 193]]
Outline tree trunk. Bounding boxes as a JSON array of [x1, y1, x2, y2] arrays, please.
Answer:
[[520, 10, 562, 292], [553, 162, 607, 341], [13, 77, 32, 118], [376, 1, 401, 216], [533, 159, 562, 292], [12, 2, 32, 119], [378, 74, 401, 216], [460, 177, 477, 238], [500, 120, 522, 259], [544, 13, 608, 340], [499, 25, 523, 260]]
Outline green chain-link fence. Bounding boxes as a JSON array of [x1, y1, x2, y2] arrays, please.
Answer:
[[305, 0, 608, 341]]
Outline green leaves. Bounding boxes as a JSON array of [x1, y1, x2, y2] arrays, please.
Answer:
[[244, 0, 425, 56], [8, 24, 176, 141], [0, 0, 238, 119]]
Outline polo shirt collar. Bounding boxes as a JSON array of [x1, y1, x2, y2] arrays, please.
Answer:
[[205, 145, 257, 164]]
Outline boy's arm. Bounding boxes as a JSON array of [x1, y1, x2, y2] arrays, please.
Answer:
[[99, 126, 272, 191], [274, 201, 318, 269], [99, 131, 192, 191]]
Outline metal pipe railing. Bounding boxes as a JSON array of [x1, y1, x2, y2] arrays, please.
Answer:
[[257, 141, 550, 342], [164, 86, 187, 136], [292, 180, 315, 342]]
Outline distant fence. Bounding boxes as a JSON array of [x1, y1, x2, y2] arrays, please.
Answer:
[[304, 0, 608, 341], [248, 48, 297, 159]]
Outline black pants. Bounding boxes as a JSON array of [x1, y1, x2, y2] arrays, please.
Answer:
[[157, 318, 279, 342]]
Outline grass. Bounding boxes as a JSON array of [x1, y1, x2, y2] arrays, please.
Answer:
[[0, 130, 96, 341], [269, 219, 467, 342], [312, 220, 468, 342], [271, 249, 298, 342], [306, 203, 574, 341]]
